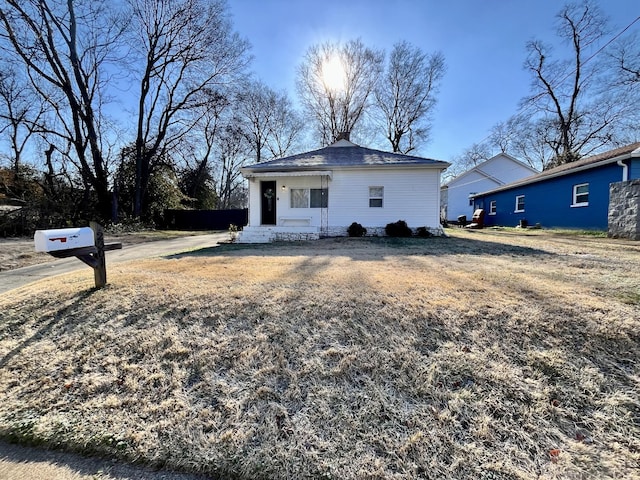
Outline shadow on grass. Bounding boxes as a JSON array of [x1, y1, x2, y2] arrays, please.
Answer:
[[0, 288, 98, 370], [0, 439, 209, 480], [165, 233, 554, 261]]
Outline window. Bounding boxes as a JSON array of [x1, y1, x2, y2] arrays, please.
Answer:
[[291, 189, 309, 208], [369, 186, 384, 207], [469, 193, 477, 206], [515, 195, 525, 212], [572, 183, 589, 207], [489, 200, 497, 215], [290, 188, 328, 208], [310, 188, 328, 208]]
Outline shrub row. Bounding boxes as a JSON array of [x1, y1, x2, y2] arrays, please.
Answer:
[[347, 220, 432, 238]]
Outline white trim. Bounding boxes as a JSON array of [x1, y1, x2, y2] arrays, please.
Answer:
[[243, 170, 333, 179], [290, 187, 328, 209], [489, 200, 497, 215], [571, 183, 589, 207], [514, 195, 525, 213], [369, 186, 384, 208]]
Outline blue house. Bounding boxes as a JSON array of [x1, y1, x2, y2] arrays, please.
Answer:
[[472, 143, 640, 230]]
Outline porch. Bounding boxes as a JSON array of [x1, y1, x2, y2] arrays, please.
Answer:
[[237, 225, 320, 243]]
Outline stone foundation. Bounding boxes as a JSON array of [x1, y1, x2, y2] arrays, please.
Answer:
[[238, 226, 319, 243], [608, 179, 640, 240], [274, 231, 320, 241], [239, 224, 446, 243]]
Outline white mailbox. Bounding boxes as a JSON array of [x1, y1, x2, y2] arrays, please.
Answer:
[[34, 227, 95, 253]]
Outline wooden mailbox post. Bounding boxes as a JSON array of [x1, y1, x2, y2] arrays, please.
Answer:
[[34, 222, 122, 288]]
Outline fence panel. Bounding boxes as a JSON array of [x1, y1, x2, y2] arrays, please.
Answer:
[[162, 209, 248, 231]]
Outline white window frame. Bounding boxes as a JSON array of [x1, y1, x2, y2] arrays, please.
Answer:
[[514, 195, 525, 213], [489, 200, 497, 215], [572, 183, 589, 207], [369, 186, 384, 208], [290, 188, 328, 208], [290, 188, 309, 208]]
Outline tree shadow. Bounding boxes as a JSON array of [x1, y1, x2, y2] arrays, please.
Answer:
[[165, 234, 554, 261], [0, 288, 98, 370]]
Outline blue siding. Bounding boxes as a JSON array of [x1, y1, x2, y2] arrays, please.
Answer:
[[475, 163, 627, 230], [630, 158, 640, 180]]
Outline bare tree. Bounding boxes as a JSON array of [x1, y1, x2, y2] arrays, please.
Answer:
[[265, 91, 305, 159], [486, 115, 547, 170], [236, 80, 305, 162], [444, 142, 493, 183], [609, 31, 640, 85], [0, 0, 126, 219], [0, 68, 45, 172], [214, 124, 250, 209], [177, 88, 229, 208], [375, 41, 445, 154], [521, 1, 631, 166], [235, 80, 276, 163], [297, 39, 383, 145], [127, 0, 250, 218]]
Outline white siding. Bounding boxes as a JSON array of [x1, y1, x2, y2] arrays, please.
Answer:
[[247, 167, 443, 230], [328, 168, 441, 229], [247, 178, 261, 226], [446, 171, 498, 220], [480, 154, 537, 183]]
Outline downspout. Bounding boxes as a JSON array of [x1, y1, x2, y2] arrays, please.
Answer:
[[617, 159, 629, 181]]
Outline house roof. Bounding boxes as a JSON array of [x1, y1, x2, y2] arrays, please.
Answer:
[[241, 140, 450, 174], [473, 142, 640, 197], [443, 152, 538, 188]]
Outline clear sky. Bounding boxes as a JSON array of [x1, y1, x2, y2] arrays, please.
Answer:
[[229, 0, 639, 161]]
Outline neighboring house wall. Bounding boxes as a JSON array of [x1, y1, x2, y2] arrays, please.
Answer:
[[443, 154, 537, 221], [475, 162, 625, 229], [445, 170, 500, 221]]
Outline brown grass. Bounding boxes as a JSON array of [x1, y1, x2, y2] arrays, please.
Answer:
[[0, 228, 638, 479]]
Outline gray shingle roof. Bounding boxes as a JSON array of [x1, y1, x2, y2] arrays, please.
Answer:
[[242, 140, 450, 172], [474, 142, 640, 196]]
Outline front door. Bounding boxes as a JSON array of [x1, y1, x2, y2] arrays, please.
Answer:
[[260, 181, 277, 225]]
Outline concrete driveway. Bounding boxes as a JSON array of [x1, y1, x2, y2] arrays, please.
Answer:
[[0, 440, 211, 479], [0, 232, 228, 295]]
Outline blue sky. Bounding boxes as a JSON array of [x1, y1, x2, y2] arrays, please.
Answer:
[[229, 0, 639, 161]]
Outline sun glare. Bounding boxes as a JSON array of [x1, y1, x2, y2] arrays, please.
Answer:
[[321, 55, 346, 92]]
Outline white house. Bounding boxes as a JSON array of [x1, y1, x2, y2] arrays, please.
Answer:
[[441, 153, 538, 222], [238, 139, 450, 243]]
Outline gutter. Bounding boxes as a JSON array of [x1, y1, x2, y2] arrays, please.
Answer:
[[617, 159, 628, 181]]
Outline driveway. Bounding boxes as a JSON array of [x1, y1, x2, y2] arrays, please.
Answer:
[[0, 440, 211, 479], [0, 232, 228, 295]]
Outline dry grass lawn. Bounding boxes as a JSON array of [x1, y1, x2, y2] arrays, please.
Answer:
[[0, 228, 638, 479]]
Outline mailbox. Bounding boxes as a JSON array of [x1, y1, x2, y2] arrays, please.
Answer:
[[34, 227, 95, 253]]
